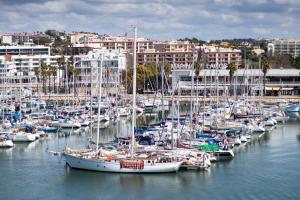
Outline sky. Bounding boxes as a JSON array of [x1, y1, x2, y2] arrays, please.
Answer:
[[0, 0, 299, 40]]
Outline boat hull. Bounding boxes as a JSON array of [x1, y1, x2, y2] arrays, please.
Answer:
[[214, 150, 234, 160], [0, 140, 14, 148], [63, 154, 181, 173], [285, 104, 300, 112], [12, 134, 36, 142]]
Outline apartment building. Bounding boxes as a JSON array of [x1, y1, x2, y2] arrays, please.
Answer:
[[71, 33, 153, 52], [71, 33, 197, 65], [73, 48, 126, 95], [268, 39, 300, 58], [0, 53, 68, 84], [136, 41, 197, 65], [0, 45, 50, 56], [200, 45, 242, 68], [1, 33, 49, 45], [70, 32, 98, 45]]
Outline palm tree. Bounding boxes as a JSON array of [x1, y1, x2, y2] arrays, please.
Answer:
[[73, 68, 80, 96], [66, 56, 74, 94], [67, 61, 74, 94], [194, 57, 202, 100], [164, 63, 172, 86], [46, 65, 57, 93], [51, 66, 58, 93], [40, 61, 48, 94], [262, 56, 271, 95], [47, 65, 52, 93], [33, 67, 40, 92], [17, 59, 22, 84], [57, 55, 65, 93], [227, 62, 238, 96]]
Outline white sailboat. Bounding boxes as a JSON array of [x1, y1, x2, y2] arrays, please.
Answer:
[[11, 132, 37, 142], [0, 137, 14, 148], [58, 119, 81, 129], [63, 148, 181, 173], [63, 26, 182, 173]]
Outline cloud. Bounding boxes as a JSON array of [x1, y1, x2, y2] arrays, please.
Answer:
[[0, 0, 299, 39]]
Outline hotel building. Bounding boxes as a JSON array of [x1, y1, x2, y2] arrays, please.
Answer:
[[71, 33, 197, 65], [73, 48, 127, 95], [268, 39, 300, 58], [0, 45, 67, 86], [200, 45, 242, 68]]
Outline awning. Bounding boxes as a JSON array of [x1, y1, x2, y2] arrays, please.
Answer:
[[282, 87, 294, 91], [179, 85, 228, 90], [265, 87, 280, 91]]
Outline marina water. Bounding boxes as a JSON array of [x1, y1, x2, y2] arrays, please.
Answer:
[[0, 112, 300, 200]]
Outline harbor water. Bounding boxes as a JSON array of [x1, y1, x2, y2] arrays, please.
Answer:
[[0, 112, 300, 200]]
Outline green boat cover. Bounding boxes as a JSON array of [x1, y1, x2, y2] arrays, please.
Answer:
[[193, 145, 220, 152]]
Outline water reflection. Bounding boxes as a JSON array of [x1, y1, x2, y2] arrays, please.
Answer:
[[1, 108, 300, 200], [0, 147, 13, 156], [118, 174, 144, 197], [286, 112, 300, 120]]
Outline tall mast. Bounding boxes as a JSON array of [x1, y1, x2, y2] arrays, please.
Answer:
[[171, 55, 176, 149], [155, 55, 159, 92], [190, 47, 195, 138], [203, 71, 206, 128], [161, 56, 165, 121], [89, 59, 93, 142], [130, 26, 137, 156], [258, 55, 262, 111], [96, 54, 103, 152]]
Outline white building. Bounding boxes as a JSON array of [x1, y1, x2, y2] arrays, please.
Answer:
[[172, 64, 300, 96], [0, 54, 68, 85], [0, 45, 50, 56], [71, 33, 153, 53], [268, 39, 300, 58], [73, 48, 126, 95], [70, 32, 98, 45]]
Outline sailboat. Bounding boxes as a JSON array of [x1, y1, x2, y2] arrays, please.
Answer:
[[0, 136, 14, 148], [63, 26, 182, 173]]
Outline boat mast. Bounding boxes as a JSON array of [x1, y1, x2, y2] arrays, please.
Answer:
[[89, 59, 93, 142], [161, 56, 165, 121], [171, 55, 176, 149], [96, 54, 103, 152], [156, 55, 159, 92], [203, 70, 206, 128], [130, 26, 137, 156], [190, 47, 195, 139], [258, 55, 262, 113]]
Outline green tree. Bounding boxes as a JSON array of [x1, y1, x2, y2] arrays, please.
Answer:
[[40, 61, 48, 94], [194, 57, 202, 97], [163, 63, 171, 84], [66, 59, 74, 94], [292, 56, 300, 69], [33, 67, 40, 92], [57, 55, 66, 93], [73, 68, 81, 96], [227, 62, 238, 96], [33, 37, 51, 45], [48, 65, 57, 93], [261, 56, 272, 95], [47, 65, 52, 93]]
